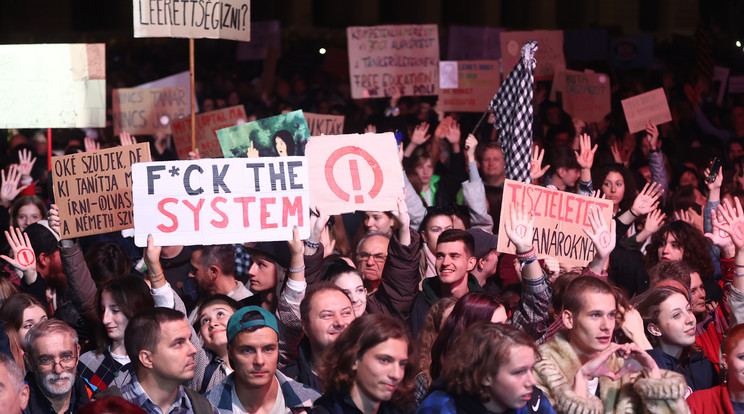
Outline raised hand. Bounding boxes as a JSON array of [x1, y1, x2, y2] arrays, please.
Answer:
[[119, 131, 136, 147], [716, 197, 744, 250], [531, 146, 550, 181], [464, 134, 478, 164], [84, 137, 100, 153], [674, 207, 703, 232], [47, 204, 61, 237], [705, 165, 723, 194], [611, 140, 630, 167], [445, 119, 461, 146], [504, 202, 534, 253], [644, 121, 659, 151], [287, 225, 305, 258], [706, 211, 735, 258], [364, 124, 377, 134], [575, 133, 597, 169], [590, 189, 606, 199], [583, 206, 616, 260], [0, 226, 36, 273], [0, 165, 28, 207], [188, 148, 201, 160], [17, 148, 36, 178], [410, 122, 431, 146], [630, 182, 663, 217], [643, 209, 666, 235]]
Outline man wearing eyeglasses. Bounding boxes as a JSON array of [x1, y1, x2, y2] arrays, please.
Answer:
[[23, 319, 93, 414]]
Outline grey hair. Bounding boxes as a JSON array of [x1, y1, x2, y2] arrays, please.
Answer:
[[23, 319, 78, 359], [355, 230, 391, 254], [0, 353, 24, 392]]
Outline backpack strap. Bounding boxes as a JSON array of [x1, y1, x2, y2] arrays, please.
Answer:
[[184, 386, 216, 414]]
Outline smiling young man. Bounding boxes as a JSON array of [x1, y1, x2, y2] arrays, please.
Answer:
[[205, 306, 320, 413], [533, 276, 690, 413]]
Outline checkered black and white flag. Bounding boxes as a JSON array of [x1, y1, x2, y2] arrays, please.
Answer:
[[493, 41, 537, 183]]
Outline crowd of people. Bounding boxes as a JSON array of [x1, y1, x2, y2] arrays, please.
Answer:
[[3, 26, 744, 414]]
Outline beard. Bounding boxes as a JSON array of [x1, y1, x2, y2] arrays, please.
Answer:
[[38, 371, 74, 397]]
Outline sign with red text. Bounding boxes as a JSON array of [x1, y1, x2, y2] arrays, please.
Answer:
[[132, 157, 309, 247], [500, 30, 564, 81], [497, 180, 614, 267], [132, 0, 251, 41], [439, 60, 500, 113], [304, 113, 345, 136], [52, 143, 152, 239], [172, 105, 248, 159], [559, 69, 611, 123], [621, 88, 672, 134], [347, 24, 439, 99], [305, 133, 403, 215], [112, 86, 189, 136]]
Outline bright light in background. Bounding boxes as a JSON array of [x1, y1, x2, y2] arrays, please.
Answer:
[[737, 40, 742, 47], [319, 48, 326, 55]]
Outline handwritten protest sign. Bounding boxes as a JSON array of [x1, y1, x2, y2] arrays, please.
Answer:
[[236, 20, 281, 61], [305, 133, 403, 215], [439, 60, 501, 113], [132, 157, 309, 246], [52, 143, 151, 239], [621, 88, 672, 133], [304, 113, 345, 136], [136, 71, 199, 113], [347, 24, 439, 99], [132, 0, 251, 41], [0, 43, 105, 128], [497, 180, 614, 267], [112, 87, 189, 136], [171, 105, 247, 159], [447, 26, 504, 60], [560, 69, 611, 123], [500, 30, 564, 80], [217, 110, 310, 157]]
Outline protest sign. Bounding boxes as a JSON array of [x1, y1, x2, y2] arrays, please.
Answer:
[[497, 180, 614, 267], [112, 86, 190, 136], [305, 133, 403, 215], [52, 143, 151, 239], [560, 69, 611, 123], [171, 105, 247, 159], [621, 88, 672, 133], [500, 30, 564, 80], [447, 26, 504, 60], [217, 110, 310, 157], [0, 43, 105, 128], [610, 35, 653, 69], [439, 60, 501, 113], [236, 20, 281, 61], [347, 24, 439, 98], [132, 0, 251, 42], [135, 71, 199, 112], [304, 113, 345, 136], [132, 156, 309, 246]]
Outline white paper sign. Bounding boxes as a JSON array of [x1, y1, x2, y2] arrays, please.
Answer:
[[133, 157, 310, 247], [439, 61, 459, 89]]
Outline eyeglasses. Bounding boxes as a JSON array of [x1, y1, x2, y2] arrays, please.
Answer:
[[357, 252, 387, 263], [36, 353, 77, 370]]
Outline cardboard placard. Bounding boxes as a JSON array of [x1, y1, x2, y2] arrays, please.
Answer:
[[447, 26, 504, 60], [135, 71, 199, 113], [497, 180, 614, 267], [0, 43, 106, 128], [560, 69, 611, 123], [217, 110, 310, 157], [621, 88, 672, 134], [171, 105, 248, 160], [500, 30, 564, 81], [346, 24, 440, 99], [439, 60, 501, 113], [52, 143, 151, 239], [132, 157, 309, 246], [235, 20, 281, 61], [305, 133, 404, 215], [303, 113, 345, 136], [112, 86, 190, 136], [132, 0, 251, 42]]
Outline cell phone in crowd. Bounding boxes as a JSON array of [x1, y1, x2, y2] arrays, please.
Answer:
[[707, 157, 722, 183], [394, 129, 404, 149]]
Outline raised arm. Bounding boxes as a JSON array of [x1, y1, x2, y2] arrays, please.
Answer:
[[461, 134, 494, 232]]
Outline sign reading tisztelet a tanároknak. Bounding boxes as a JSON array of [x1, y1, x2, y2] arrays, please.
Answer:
[[52, 143, 152, 239], [132, 157, 310, 247], [497, 180, 614, 267]]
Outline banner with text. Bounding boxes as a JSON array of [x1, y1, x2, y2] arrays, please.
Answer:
[[304, 113, 345, 136], [305, 133, 403, 215], [497, 180, 614, 267], [500, 30, 564, 81], [133, 0, 251, 41], [439, 60, 500, 113], [52, 143, 151, 239], [347, 24, 439, 99], [172, 105, 247, 159], [132, 156, 309, 246], [0, 43, 105, 128], [559, 69, 611, 123], [621, 88, 672, 134], [112, 86, 189, 136]]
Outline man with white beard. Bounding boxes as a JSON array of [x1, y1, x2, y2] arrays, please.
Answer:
[[23, 319, 93, 413]]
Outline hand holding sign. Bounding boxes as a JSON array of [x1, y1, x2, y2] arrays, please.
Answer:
[[47, 204, 61, 237], [465, 134, 478, 164], [0, 226, 36, 274], [630, 182, 663, 217], [574, 133, 597, 169], [504, 202, 534, 253], [583, 206, 616, 260], [530, 146, 550, 181], [644, 121, 660, 151]]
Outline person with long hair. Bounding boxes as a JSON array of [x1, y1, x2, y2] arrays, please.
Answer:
[[632, 285, 718, 392], [313, 314, 415, 413], [77, 276, 155, 390], [688, 323, 744, 412], [413, 297, 457, 405], [417, 322, 554, 413], [645, 220, 715, 282], [0, 292, 48, 344]]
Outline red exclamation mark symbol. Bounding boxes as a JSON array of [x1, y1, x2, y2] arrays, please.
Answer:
[[349, 159, 364, 203]]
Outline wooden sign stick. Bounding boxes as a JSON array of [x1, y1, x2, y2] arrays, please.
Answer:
[[190, 39, 196, 152]]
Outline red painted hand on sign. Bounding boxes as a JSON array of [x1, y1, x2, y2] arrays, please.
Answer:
[[325, 146, 384, 204]]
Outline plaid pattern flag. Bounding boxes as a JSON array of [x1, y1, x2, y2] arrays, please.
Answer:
[[494, 40, 537, 183]]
